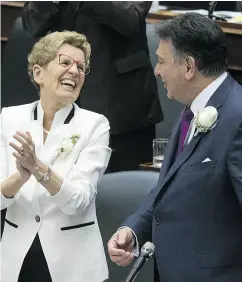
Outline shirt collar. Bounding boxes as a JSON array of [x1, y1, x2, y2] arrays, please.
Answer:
[[37, 100, 74, 131], [190, 72, 227, 116]]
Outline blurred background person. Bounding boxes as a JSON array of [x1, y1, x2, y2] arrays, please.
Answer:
[[21, 1, 163, 172], [0, 30, 111, 282]]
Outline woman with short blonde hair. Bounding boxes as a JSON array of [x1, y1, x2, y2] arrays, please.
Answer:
[[0, 30, 111, 282], [28, 30, 91, 86]]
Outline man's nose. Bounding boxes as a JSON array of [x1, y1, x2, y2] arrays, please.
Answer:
[[154, 63, 160, 76]]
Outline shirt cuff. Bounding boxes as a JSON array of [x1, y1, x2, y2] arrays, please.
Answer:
[[118, 226, 140, 257]]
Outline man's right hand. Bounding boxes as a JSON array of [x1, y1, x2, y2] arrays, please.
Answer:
[[108, 227, 136, 267]]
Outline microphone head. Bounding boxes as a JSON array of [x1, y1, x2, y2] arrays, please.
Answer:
[[141, 241, 155, 257]]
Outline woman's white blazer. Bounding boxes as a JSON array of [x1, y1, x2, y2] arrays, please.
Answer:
[[0, 101, 111, 282]]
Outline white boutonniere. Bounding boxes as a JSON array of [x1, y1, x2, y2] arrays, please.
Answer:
[[51, 134, 80, 165], [194, 106, 218, 137]]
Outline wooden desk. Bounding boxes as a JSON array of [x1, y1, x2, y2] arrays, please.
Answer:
[[1, 1, 25, 8], [147, 10, 242, 84], [139, 162, 161, 172], [1, 1, 25, 42]]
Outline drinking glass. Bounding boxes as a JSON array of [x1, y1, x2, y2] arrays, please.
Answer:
[[153, 138, 168, 168]]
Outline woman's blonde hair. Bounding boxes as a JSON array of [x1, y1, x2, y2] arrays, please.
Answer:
[[28, 30, 91, 86]]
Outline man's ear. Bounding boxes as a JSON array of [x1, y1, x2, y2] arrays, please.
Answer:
[[184, 56, 196, 80], [33, 64, 43, 86]]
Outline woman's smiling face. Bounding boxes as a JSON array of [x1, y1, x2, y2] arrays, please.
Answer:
[[33, 43, 87, 105]]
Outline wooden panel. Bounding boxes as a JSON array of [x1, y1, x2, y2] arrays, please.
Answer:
[[1, 1, 25, 8]]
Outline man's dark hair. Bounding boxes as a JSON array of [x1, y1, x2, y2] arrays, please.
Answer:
[[157, 13, 228, 76]]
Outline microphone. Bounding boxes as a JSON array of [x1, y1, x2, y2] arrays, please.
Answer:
[[124, 241, 155, 282]]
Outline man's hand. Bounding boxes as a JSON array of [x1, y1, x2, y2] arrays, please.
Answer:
[[108, 227, 135, 267]]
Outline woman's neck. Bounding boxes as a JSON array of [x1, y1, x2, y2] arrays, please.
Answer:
[[40, 99, 64, 131]]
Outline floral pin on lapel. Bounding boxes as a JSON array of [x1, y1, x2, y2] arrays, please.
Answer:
[[194, 106, 218, 137], [51, 134, 80, 165]]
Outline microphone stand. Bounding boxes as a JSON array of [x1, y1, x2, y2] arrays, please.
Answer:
[[124, 256, 149, 282], [124, 242, 155, 282]]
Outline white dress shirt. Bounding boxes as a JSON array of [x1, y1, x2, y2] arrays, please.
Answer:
[[187, 72, 227, 143]]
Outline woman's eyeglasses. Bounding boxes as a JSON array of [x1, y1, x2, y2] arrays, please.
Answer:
[[58, 54, 90, 75]]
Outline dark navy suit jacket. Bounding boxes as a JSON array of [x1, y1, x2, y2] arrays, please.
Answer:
[[124, 74, 242, 282]]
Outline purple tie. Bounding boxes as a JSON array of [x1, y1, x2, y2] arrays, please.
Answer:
[[176, 107, 194, 156]]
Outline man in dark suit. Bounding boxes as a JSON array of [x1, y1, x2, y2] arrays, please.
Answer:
[[21, 1, 163, 172], [108, 13, 242, 281]]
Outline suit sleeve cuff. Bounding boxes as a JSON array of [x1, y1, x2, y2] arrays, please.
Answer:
[[118, 226, 140, 257]]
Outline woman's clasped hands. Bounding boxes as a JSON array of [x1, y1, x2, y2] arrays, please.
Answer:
[[9, 131, 38, 181]]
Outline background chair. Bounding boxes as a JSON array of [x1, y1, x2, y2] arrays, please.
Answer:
[[96, 170, 159, 282]]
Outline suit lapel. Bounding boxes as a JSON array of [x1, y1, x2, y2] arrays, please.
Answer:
[[31, 102, 77, 165], [51, 125, 82, 176], [159, 114, 182, 179], [30, 104, 43, 157], [208, 73, 235, 109], [30, 120, 43, 159], [18, 102, 42, 206], [159, 133, 203, 193], [41, 104, 76, 164], [42, 124, 76, 165]]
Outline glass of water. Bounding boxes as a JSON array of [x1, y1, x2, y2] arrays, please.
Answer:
[[153, 138, 168, 168]]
